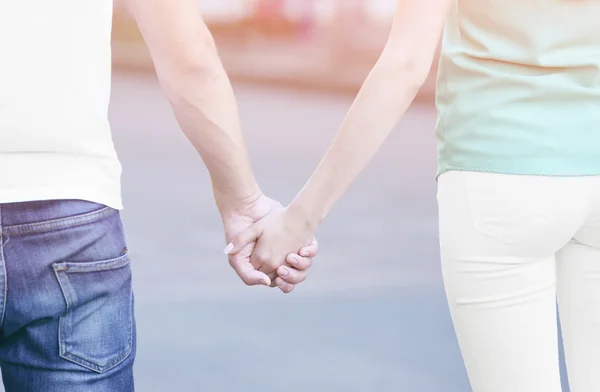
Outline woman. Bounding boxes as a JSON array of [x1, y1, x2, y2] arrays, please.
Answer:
[[227, 0, 600, 390]]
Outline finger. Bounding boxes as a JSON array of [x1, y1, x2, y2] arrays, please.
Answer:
[[274, 277, 295, 294], [224, 226, 263, 255], [277, 265, 308, 285], [267, 272, 278, 288], [254, 248, 286, 275], [298, 237, 319, 257], [252, 249, 273, 272], [285, 253, 313, 271], [229, 256, 271, 286]]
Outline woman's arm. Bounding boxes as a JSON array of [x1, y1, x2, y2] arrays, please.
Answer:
[[226, 0, 452, 287], [292, 0, 451, 228]]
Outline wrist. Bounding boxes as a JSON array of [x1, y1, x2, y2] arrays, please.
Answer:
[[213, 182, 262, 217], [288, 197, 323, 233]]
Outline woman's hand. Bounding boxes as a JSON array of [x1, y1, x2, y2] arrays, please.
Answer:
[[273, 237, 318, 293], [222, 195, 317, 293], [225, 205, 317, 292]]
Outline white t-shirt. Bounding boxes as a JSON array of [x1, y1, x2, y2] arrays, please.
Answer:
[[0, 0, 123, 209]]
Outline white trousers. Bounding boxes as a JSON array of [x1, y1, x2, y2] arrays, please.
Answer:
[[438, 171, 600, 392]]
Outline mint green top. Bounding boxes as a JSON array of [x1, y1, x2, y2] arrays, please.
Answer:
[[436, 0, 600, 177]]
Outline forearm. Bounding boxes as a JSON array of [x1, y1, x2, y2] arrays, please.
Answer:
[[287, 0, 450, 229], [127, 0, 259, 214], [162, 59, 260, 213], [290, 52, 427, 227]]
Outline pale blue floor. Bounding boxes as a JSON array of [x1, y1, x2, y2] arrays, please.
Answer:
[[134, 291, 467, 392]]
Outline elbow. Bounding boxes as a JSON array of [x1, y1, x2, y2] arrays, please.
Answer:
[[178, 36, 221, 76], [159, 54, 221, 105], [380, 47, 434, 92], [157, 21, 220, 78], [394, 58, 432, 91], [158, 41, 224, 107]]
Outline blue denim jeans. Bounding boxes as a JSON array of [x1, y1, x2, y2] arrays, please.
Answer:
[[0, 200, 135, 391]]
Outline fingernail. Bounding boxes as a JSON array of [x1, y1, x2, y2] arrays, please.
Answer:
[[288, 255, 299, 265], [299, 249, 309, 257], [279, 266, 289, 276], [223, 243, 234, 255], [261, 279, 270, 286]]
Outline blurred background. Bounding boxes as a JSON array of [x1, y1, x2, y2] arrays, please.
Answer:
[[111, 0, 439, 96], [63, 1, 559, 392]]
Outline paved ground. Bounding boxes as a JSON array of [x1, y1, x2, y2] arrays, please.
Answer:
[[111, 71, 467, 392], [0, 72, 570, 391]]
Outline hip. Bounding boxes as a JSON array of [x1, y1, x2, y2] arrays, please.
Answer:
[[437, 170, 600, 256]]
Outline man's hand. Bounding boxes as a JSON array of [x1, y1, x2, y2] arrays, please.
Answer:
[[122, 0, 318, 290], [225, 205, 317, 291], [222, 194, 318, 293]]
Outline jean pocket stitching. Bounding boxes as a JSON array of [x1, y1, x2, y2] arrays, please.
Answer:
[[53, 254, 133, 374], [54, 253, 131, 273], [59, 336, 133, 373]]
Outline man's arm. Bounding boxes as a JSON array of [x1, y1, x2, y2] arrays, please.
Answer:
[[122, 0, 258, 213], [120, 0, 318, 290]]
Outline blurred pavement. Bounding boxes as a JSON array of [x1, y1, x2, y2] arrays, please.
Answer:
[[109, 71, 466, 391]]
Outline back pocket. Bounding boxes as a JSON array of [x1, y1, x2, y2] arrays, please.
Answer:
[[464, 172, 554, 245], [53, 253, 133, 373]]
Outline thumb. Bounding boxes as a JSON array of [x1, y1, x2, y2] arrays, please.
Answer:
[[245, 270, 272, 287], [228, 254, 272, 287], [223, 225, 263, 255]]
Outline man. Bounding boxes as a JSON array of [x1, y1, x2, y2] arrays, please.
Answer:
[[0, 0, 316, 390]]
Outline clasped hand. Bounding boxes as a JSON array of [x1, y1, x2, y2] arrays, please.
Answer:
[[222, 194, 317, 293]]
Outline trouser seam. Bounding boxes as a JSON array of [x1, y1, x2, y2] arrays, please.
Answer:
[[0, 204, 6, 328]]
